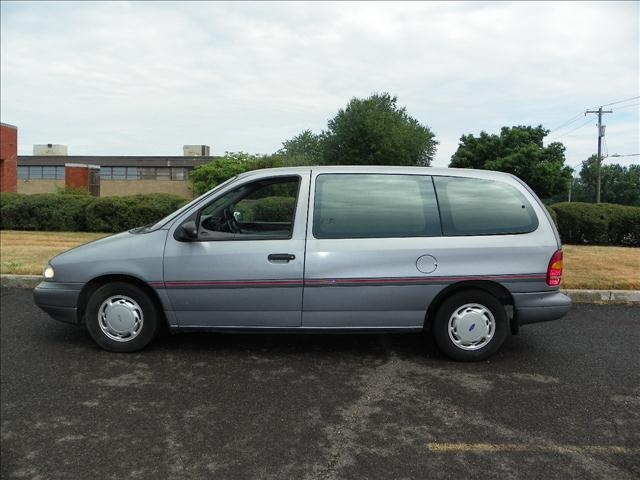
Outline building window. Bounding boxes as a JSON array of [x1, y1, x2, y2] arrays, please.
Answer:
[[156, 168, 171, 180], [171, 167, 189, 180], [126, 167, 139, 179], [19, 166, 65, 180], [112, 167, 127, 179], [139, 167, 156, 180], [99, 166, 192, 180], [42, 166, 57, 179]]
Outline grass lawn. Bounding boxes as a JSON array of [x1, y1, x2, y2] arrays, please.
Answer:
[[1, 230, 638, 290], [562, 245, 639, 290], [0, 231, 108, 276]]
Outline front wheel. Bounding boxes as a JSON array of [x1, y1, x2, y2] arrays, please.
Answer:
[[432, 289, 508, 361], [85, 282, 160, 352]]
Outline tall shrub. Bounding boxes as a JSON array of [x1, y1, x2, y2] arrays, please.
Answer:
[[1, 193, 187, 233], [85, 194, 186, 232], [551, 202, 640, 247], [0, 194, 92, 231]]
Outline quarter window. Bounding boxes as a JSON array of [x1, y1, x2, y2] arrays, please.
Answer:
[[433, 176, 538, 236], [313, 174, 440, 239]]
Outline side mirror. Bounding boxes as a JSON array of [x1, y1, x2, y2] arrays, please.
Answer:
[[177, 220, 198, 241]]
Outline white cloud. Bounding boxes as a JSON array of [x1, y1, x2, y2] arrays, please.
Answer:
[[1, 1, 638, 167]]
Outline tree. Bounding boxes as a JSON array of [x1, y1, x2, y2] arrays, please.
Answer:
[[278, 129, 324, 165], [572, 155, 640, 205], [322, 93, 437, 166], [449, 125, 573, 198], [190, 152, 284, 195]]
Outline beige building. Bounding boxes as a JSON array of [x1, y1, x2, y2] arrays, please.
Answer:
[[18, 150, 216, 199]]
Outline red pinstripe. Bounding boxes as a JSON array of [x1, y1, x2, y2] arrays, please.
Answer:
[[149, 273, 546, 288]]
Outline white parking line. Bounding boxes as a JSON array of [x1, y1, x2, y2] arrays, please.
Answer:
[[428, 443, 640, 455]]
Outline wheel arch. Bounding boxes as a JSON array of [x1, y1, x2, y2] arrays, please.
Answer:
[[77, 274, 168, 327], [424, 280, 513, 330]]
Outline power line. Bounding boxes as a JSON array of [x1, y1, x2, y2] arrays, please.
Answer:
[[547, 117, 593, 140], [612, 102, 640, 112], [549, 97, 637, 136], [598, 95, 640, 108], [549, 112, 586, 133]]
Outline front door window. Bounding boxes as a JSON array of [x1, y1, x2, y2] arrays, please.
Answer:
[[198, 176, 300, 240]]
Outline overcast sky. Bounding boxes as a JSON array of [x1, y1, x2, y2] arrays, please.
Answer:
[[1, 1, 638, 169]]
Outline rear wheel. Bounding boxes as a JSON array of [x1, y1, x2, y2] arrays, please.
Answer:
[[85, 282, 160, 352], [432, 289, 508, 361]]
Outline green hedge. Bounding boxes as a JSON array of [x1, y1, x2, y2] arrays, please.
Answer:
[[550, 202, 640, 247], [235, 196, 296, 223], [253, 196, 296, 222], [2, 193, 639, 247], [0, 193, 187, 233], [84, 194, 187, 232], [0, 193, 24, 229], [1, 194, 93, 231]]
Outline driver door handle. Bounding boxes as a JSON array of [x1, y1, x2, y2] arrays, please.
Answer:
[[268, 253, 296, 262]]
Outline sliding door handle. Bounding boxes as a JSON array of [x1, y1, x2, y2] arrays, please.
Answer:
[[268, 253, 296, 262]]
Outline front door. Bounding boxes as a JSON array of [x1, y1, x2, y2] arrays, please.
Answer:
[[163, 173, 309, 327]]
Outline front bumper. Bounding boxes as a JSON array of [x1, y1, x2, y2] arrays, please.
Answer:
[[33, 281, 84, 325], [513, 290, 572, 326]]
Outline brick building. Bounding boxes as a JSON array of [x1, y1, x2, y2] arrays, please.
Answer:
[[0, 123, 18, 193], [17, 148, 217, 199]]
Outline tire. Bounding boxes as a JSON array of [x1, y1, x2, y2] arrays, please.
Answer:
[[432, 289, 508, 362], [85, 282, 160, 352]]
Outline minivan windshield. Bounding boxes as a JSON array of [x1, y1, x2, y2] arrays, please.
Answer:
[[142, 176, 239, 232]]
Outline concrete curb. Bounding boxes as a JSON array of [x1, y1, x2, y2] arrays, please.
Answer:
[[562, 289, 640, 304], [1, 274, 639, 304], [1, 275, 41, 289]]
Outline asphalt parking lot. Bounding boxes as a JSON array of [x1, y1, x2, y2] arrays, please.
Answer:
[[1, 287, 639, 479]]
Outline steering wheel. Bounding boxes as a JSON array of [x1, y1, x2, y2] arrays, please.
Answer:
[[223, 207, 241, 234]]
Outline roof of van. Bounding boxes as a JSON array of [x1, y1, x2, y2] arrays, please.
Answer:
[[238, 165, 517, 180]]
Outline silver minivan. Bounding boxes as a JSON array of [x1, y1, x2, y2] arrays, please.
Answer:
[[34, 166, 570, 361]]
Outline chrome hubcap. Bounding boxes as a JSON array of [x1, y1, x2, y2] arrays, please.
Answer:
[[448, 303, 495, 350], [98, 295, 144, 342]]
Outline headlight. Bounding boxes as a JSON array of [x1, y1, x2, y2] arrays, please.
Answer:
[[43, 265, 55, 279]]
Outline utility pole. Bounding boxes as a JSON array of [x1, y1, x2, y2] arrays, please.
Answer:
[[568, 176, 572, 202], [585, 107, 612, 203]]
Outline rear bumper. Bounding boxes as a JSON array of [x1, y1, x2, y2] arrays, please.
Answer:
[[33, 281, 83, 325], [513, 290, 572, 326]]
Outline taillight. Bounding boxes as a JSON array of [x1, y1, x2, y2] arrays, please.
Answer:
[[547, 250, 563, 286]]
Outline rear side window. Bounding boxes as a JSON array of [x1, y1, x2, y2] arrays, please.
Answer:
[[313, 174, 440, 239], [433, 176, 538, 236]]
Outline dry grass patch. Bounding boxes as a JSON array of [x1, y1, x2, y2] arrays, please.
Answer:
[[0, 231, 108, 275], [562, 245, 639, 290], [0, 231, 638, 289]]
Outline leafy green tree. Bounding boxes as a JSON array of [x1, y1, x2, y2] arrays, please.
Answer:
[[572, 155, 640, 205], [278, 129, 324, 165], [322, 93, 437, 166], [190, 152, 284, 195], [450, 125, 573, 198]]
